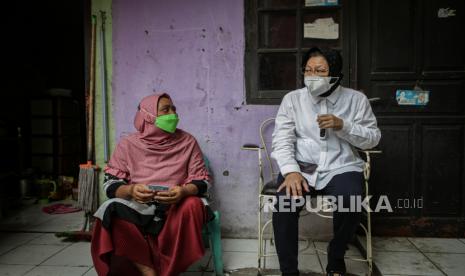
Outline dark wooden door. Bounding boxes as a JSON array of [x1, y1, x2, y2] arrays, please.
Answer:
[[355, 0, 465, 236]]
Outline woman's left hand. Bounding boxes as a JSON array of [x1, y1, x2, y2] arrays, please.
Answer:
[[153, 185, 186, 205]]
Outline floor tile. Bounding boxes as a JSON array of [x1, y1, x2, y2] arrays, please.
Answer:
[[228, 267, 325, 276], [42, 242, 92, 267], [263, 239, 316, 254], [373, 237, 418, 252], [0, 200, 84, 233], [0, 233, 43, 256], [186, 250, 212, 272], [228, 268, 264, 275], [222, 239, 258, 252], [265, 254, 323, 272], [223, 252, 259, 270], [23, 265, 90, 276], [0, 264, 35, 275], [297, 254, 323, 273], [459, 239, 465, 244], [27, 233, 74, 246], [224, 252, 279, 271], [0, 245, 17, 256], [0, 244, 67, 265], [314, 241, 361, 256], [28, 217, 83, 232], [0, 233, 42, 247], [261, 254, 282, 270], [82, 267, 97, 276], [426, 253, 465, 276], [299, 240, 316, 255], [359, 236, 418, 252], [317, 252, 369, 275], [409, 238, 465, 253], [0, 210, 57, 232], [373, 251, 444, 275]]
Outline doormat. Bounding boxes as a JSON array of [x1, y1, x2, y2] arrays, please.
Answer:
[[42, 203, 82, 214]]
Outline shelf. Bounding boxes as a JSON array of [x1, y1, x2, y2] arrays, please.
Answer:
[[29, 96, 82, 176]]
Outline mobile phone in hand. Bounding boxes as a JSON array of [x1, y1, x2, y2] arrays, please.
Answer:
[[147, 184, 169, 192]]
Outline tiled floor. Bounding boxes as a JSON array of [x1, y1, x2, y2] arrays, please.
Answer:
[[359, 236, 465, 276], [1, 200, 464, 275], [219, 239, 362, 274], [0, 200, 96, 276]]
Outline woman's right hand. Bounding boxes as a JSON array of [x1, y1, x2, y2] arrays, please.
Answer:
[[277, 172, 310, 197], [131, 184, 155, 203]]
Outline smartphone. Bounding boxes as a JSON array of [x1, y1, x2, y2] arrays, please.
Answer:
[[147, 184, 169, 192]]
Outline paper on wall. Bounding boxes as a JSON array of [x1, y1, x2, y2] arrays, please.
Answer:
[[304, 17, 339, 39]]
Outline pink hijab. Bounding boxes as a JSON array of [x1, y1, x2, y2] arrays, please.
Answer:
[[104, 93, 210, 186]]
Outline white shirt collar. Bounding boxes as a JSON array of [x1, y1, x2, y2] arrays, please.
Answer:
[[309, 86, 342, 105]]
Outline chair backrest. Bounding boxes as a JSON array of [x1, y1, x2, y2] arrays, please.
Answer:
[[260, 117, 279, 181]]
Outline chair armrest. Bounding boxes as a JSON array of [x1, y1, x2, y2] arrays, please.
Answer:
[[241, 144, 262, 151], [360, 150, 382, 154], [356, 148, 383, 154]]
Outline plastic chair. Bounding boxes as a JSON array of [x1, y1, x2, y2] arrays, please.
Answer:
[[202, 210, 224, 275], [201, 155, 224, 275]]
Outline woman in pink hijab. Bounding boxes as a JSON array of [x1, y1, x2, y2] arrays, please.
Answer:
[[91, 93, 211, 276]]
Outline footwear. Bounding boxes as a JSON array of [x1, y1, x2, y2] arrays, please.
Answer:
[[326, 243, 347, 275], [327, 272, 345, 276], [326, 257, 346, 275], [282, 272, 300, 276]]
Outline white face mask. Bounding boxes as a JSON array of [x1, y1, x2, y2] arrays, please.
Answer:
[[304, 76, 333, 97]]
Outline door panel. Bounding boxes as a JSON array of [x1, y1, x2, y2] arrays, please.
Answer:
[[419, 80, 465, 115], [422, 0, 465, 77], [370, 0, 417, 78], [355, 0, 465, 236], [421, 124, 464, 216], [371, 122, 415, 217]]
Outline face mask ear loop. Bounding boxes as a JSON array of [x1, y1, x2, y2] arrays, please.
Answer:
[[140, 107, 156, 118], [329, 76, 339, 84], [319, 73, 343, 98]]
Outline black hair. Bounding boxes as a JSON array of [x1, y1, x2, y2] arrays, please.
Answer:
[[302, 47, 343, 77]]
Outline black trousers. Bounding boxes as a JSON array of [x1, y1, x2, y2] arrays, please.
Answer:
[[272, 171, 363, 274]]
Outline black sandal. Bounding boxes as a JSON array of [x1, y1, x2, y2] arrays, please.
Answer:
[[327, 271, 345, 276]]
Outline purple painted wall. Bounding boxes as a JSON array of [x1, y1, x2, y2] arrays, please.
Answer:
[[112, 0, 330, 237]]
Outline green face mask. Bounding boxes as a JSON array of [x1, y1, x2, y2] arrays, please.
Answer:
[[155, 114, 179, 133]]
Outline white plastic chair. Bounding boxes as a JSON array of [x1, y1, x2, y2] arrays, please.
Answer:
[[242, 117, 311, 273]]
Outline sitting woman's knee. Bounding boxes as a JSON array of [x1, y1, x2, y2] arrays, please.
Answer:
[[180, 196, 203, 212]]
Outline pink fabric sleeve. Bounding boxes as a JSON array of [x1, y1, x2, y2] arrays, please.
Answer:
[[103, 141, 131, 181], [184, 140, 211, 184]]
